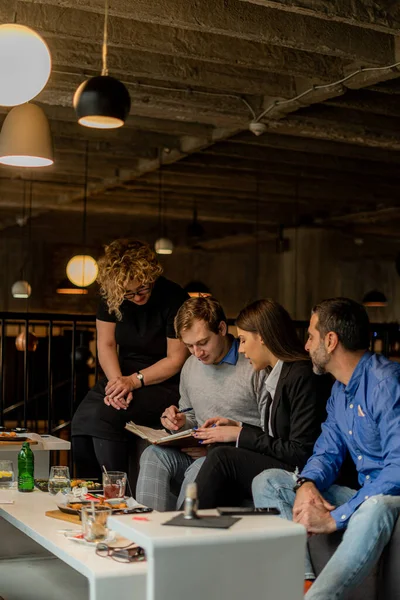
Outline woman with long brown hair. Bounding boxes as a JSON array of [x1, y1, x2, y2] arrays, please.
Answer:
[[192, 298, 332, 508], [71, 239, 188, 477]]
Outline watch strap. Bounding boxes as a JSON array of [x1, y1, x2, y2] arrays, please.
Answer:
[[293, 477, 314, 493], [136, 371, 145, 387]]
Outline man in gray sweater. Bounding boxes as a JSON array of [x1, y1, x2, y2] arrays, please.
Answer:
[[136, 296, 268, 510]]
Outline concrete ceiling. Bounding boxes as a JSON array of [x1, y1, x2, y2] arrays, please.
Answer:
[[1, 0, 400, 250]]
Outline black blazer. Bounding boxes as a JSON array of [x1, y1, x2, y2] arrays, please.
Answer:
[[238, 360, 332, 471]]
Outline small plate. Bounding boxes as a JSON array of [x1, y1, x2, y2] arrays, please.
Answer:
[[64, 530, 116, 546]]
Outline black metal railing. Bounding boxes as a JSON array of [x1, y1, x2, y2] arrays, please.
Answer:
[[0, 313, 98, 439]]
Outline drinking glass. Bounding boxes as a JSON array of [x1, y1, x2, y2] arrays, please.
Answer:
[[102, 471, 127, 499], [0, 460, 14, 488], [48, 466, 71, 495], [81, 506, 112, 542]]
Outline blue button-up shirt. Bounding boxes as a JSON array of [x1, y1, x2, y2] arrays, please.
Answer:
[[301, 352, 400, 529], [218, 338, 239, 366]]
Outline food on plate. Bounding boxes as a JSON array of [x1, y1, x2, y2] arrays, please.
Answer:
[[0, 432, 17, 438], [70, 479, 102, 490]]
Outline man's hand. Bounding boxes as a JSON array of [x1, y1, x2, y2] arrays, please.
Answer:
[[193, 425, 242, 444], [202, 416, 240, 428], [294, 502, 337, 534], [160, 405, 186, 431], [293, 482, 337, 535], [293, 482, 335, 517], [181, 446, 208, 459], [104, 391, 133, 410], [105, 375, 139, 400]]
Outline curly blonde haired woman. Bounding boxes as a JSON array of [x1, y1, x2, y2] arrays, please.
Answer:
[[71, 239, 188, 477]]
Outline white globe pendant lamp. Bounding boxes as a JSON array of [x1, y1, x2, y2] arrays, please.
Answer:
[[0, 103, 54, 167], [66, 255, 98, 287], [0, 24, 51, 107], [11, 280, 31, 299]]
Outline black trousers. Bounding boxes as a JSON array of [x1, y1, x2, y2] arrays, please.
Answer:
[[72, 435, 129, 479], [195, 445, 294, 509]]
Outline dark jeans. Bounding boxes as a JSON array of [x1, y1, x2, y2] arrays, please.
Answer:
[[195, 445, 294, 509]]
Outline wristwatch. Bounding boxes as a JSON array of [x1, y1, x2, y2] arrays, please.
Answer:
[[293, 477, 314, 493], [136, 371, 145, 387]]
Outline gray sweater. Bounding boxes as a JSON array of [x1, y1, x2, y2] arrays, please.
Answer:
[[178, 352, 268, 430]]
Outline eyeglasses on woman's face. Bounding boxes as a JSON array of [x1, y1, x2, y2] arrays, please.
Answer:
[[124, 284, 152, 300], [96, 542, 146, 563]]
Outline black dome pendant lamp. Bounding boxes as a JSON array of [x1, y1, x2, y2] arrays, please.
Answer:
[[73, 0, 131, 129]]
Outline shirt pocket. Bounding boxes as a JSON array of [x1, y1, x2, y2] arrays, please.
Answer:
[[354, 409, 380, 453]]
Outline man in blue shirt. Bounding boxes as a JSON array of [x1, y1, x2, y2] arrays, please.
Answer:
[[252, 297, 400, 600]]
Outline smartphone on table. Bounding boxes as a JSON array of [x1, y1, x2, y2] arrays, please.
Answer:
[[217, 507, 280, 516]]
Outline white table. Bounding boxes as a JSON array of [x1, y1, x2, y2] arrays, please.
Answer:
[[0, 490, 146, 600], [109, 510, 306, 600], [0, 433, 70, 477]]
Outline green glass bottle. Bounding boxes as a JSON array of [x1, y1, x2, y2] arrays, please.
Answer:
[[18, 441, 34, 492]]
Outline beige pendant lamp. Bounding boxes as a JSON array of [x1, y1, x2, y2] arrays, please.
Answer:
[[0, 103, 53, 167], [0, 24, 51, 107]]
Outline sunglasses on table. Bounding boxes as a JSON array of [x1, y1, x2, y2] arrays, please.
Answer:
[[124, 285, 152, 300], [96, 542, 146, 563]]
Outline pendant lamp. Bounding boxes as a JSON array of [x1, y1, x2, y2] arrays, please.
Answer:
[[184, 281, 211, 298], [0, 103, 53, 167], [155, 156, 174, 255], [0, 24, 51, 107], [66, 255, 98, 287], [66, 142, 98, 288], [56, 277, 88, 295], [155, 237, 174, 255], [73, 0, 130, 129], [11, 280, 31, 299], [362, 290, 388, 307]]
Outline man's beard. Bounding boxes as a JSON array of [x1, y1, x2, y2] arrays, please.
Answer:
[[311, 343, 330, 375]]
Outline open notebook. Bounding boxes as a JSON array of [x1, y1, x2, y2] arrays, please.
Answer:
[[125, 422, 199, 448]]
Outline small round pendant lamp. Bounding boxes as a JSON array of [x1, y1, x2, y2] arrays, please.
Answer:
[[0, 24, 51, 107], [0, 103, 53, 167], [11, 280, 31, 299], [155, 237, 174, 255], [73, 0, 130, 129], [362, 290, 388, 308], [66, 255, 98, 287], [74, 75, 131, 129]]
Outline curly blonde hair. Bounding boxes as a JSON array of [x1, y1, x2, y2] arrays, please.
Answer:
[[97, 239, 163, 320]]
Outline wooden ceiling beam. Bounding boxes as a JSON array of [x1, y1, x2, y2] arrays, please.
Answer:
[[17, 0, 395, 64], [238, 0, 400, 35], [15, 2, 345, 82]]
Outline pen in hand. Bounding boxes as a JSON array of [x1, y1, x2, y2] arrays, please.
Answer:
[[177, 407, 193, 414]]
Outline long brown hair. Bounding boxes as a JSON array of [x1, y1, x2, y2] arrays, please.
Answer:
[[236, 299, 308, 362]]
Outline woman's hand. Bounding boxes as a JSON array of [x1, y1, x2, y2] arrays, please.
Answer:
[[193, 425, 242, 444], [105, 375, 139, 399], [202, 416, 240, 428], [104, 391, 133, 410]]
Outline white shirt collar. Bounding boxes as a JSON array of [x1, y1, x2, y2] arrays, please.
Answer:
[[265, 359, 284, 398]]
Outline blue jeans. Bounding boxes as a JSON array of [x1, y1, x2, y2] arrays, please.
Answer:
[[252, 468, 400, 600]]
